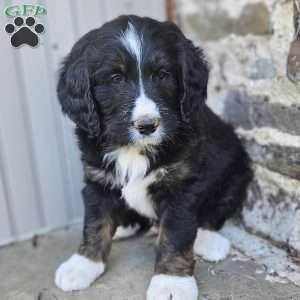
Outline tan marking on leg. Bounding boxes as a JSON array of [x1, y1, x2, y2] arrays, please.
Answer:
[[78, 215, 115, 262], [155, 225, 195, 276]]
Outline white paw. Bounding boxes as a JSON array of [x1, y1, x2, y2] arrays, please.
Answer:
[[55, 253, 105, 291], [113, 224, 140, 240], [145, 224, 159, 237], [193, 228, 230, 262], [147, 274, 198, 300]]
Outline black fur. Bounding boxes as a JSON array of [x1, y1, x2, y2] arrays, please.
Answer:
[[57, 15, 252, 278]]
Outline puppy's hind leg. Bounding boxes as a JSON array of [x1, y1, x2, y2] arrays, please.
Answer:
[[194, 160, 252, 262], [113, 209, 151, 240], [193, 228, 230, 262], [113, 224, 141, 240]]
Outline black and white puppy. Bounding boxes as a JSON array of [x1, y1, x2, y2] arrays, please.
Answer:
[[55, 15, 252, 300]]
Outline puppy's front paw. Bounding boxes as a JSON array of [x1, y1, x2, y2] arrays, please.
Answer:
[[147, 274, 198, 300], [55, 253, 105, 291]]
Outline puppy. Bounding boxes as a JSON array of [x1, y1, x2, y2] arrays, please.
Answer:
[[55, 15, 252, 300]]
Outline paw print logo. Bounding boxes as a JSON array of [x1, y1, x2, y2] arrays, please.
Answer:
[[5, 16, 44, 47]]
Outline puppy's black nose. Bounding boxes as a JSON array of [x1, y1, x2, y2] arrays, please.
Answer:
[[133, 117, 160, 135]]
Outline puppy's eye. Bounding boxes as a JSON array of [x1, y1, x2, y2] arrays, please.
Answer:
[[157, 69, 169, 80], [110, 73, 124, 84]]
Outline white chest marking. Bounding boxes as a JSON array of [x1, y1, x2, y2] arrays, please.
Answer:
[[122, 171, 157, 219], [104, 147, 158, 219]]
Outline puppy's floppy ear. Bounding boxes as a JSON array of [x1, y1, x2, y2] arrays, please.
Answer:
[[180, 39, 209, 124], [57, 58, 100, 137]]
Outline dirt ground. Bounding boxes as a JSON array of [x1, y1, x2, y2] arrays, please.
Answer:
[[1, 225, 300, 300]]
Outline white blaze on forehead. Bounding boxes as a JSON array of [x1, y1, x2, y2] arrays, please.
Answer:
[[120, 22, 143, 64], [120, 22, 160, 122]]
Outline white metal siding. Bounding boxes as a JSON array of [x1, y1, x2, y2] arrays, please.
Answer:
[[0, 0, 166, 246]]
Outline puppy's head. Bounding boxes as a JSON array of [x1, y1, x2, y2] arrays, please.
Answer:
[[57, 15, 209, 146]]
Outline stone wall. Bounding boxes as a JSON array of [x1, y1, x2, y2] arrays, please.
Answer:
[[177, 0, 300, 254]]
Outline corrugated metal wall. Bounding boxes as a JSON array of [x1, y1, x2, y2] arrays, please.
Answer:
[[0, 0, 166, 246]]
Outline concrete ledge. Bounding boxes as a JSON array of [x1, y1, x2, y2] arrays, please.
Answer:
[[222, 222, 300, 287], [243, 165, 300, 251], [223, 90, 300, 136], [237, 127, 300, 180]]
